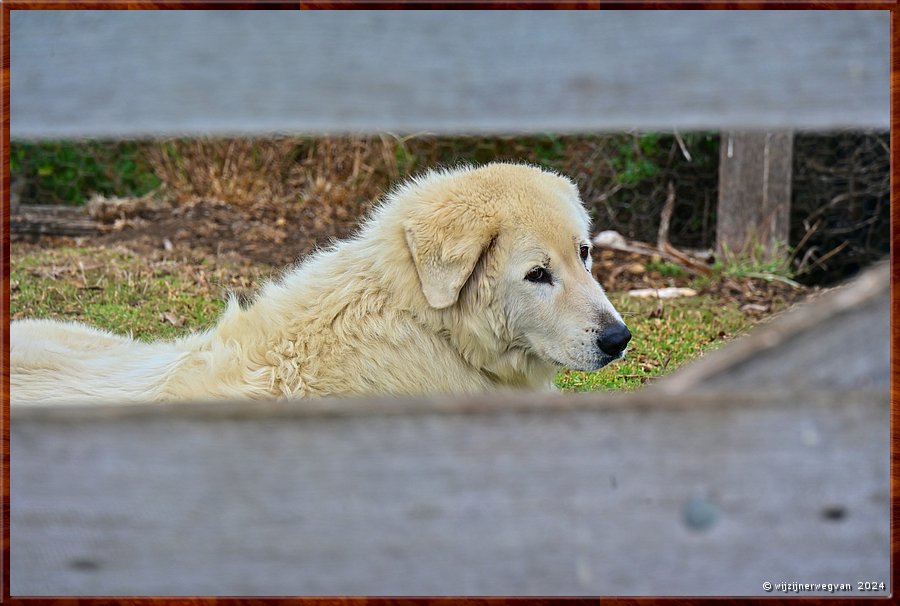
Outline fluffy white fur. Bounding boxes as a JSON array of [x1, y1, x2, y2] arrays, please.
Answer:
[[12, 163, 626, 404]]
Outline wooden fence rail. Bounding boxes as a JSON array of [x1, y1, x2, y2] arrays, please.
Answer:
[[10, 11, 889, 138], [11, 388, 890, 596]]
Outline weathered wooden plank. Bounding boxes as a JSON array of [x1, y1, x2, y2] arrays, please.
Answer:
[[11, 390, 889, 596], [10, 11, 889, 138]]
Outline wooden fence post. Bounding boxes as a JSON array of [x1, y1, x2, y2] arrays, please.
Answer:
[[716, 131, 794, 260]]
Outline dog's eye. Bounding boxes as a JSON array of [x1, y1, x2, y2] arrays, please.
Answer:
[[580, 244, 591, 262], [525, 267, 552, 284]]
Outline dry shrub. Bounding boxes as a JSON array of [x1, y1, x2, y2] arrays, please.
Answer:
[[142, 134, 722, 256], [790, 132, 890, 283], [146, 134, 635, 213], [145, 136, 404, 216], [284, 136, 394, 222], [141, 133, 888, 284], [146, 139, 298, 207]]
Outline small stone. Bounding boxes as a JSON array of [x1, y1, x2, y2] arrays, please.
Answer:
[[592, 230, 626, 248], [741, 303, 769, 313], [627, 262, 646, 274]]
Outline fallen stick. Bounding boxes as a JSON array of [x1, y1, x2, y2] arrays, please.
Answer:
[[11, 204, 107, 236], [593, 230, 713, 276]]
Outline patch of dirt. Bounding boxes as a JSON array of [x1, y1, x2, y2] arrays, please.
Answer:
[[12, 196, 811, 312], [141, 197, 362, 266], [591, 249, 810, 313]]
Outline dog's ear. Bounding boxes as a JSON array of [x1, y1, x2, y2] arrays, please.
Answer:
[[404, 205, 497, 309]]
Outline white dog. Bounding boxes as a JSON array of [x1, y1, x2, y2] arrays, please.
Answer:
[[12, 163, 630, 403]]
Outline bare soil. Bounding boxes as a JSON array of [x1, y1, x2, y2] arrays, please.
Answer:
[[12, 196, 810, 313]]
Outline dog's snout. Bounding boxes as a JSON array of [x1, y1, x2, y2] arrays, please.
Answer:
[[597, 323, 631, 356]]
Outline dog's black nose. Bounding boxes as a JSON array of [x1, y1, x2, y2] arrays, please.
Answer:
[[597, 323, 631, 356]]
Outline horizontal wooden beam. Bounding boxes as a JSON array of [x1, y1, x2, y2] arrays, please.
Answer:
[[12, 388, 889, 596], [10, 10, 889, 138]]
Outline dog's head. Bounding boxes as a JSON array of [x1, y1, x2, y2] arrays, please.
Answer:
[[401, 163, 630, 373]]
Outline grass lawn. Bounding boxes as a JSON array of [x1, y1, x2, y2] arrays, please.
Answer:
[[10, 247, 261, 341], [555, 294, 755, 390], [11, 246, 777, 392]]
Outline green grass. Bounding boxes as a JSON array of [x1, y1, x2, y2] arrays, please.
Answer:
[[12, 246, 774, 391], [644, 259, 688, 278], [554, 293, 758, 391], [713, 242, 801, 287], [11, 248, 232, 341]]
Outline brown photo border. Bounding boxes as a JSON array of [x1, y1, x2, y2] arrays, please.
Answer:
[[0, 1, 896, 603]]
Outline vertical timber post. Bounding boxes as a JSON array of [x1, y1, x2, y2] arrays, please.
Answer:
[[716, 131, 794, 260]]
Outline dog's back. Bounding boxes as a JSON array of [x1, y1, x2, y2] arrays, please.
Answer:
[[11, 319, 187, 404]]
